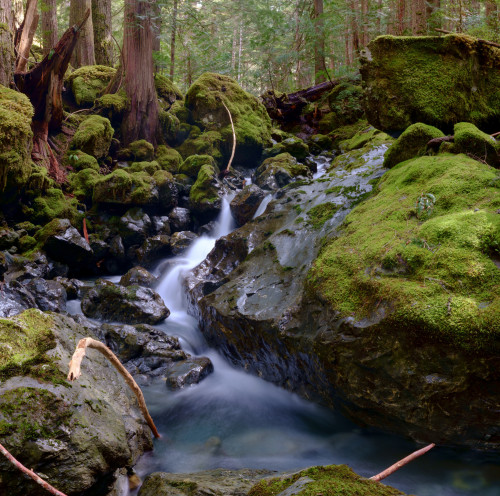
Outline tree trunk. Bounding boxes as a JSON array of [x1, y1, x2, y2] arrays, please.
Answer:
[[15, 9, 91, 181], [396, 0, 406, 35], [16, 0, 39, 73], [70, 0, 95, 67], [361, 0, 369, 46], [121, 0, 159, 147], [313, 0, 325, 84], [0, 0, 14, 86], [152, 0, 161, 73], [426, 0, 441, 30], [92, 0, 112, 66], [412, 0, 427, 34], [486, 1, 499, 30], [170, 0, 178, 80], [41, 0, 58, 56], [350, 1, 360, 56]]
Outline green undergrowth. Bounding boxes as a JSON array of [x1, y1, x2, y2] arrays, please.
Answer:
[[248, 465, 407, 496], [310, 153, 500, 351]]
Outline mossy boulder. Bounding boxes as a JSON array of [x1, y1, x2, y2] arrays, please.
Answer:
[[453, 122, 499, 167], [129, 160, 161, 175], [177, 130, 224, 164], [65, 149, 100, 172], [264, 136, 310, 161], [68, 168, 101, 202], [0, 85, 34, 201], [384, 123, 444, 169], [27, 188, 81, 225], [255, 153, 312, 191], [179, 154, 217, 178], [340, 126, 391, 152], [70, 115, 114, 159], [249, 465, 407, 496], [189, 163, 222, 219], [122, 139, 155, 161], [66, 65, 117, 107], [360, 34, 500, 132], [95, 90, 128, 123], [155, 73, 183, 108], [186, 73, 272, 167], [156, 145, 183, 173], [308, 134, 333, 154]]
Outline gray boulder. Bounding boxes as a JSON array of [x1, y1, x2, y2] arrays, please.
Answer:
[[230, 184, 266, 226], [120, 266, 157, 288], [165, 356, 214, 389]]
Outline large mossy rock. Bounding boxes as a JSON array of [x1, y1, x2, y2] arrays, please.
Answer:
[[0, 309, 153, 496], [0, 86, 34, 201], [255, 152, 311, 190], [360, 34, 500, 132], [189, 162, 222, 220], [70, 115, 114, 159], [66, 65, 117, 107], [453, 122, 500, 167], [186, 73, 272, 167], [319, 82, 364, 133]]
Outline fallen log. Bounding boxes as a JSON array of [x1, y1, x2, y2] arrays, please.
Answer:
[[261, 80, 336, 121], [426, 135, 454, 151]]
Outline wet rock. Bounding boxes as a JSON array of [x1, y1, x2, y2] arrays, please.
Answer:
[[152, 215, 171, 236], [198, 220, 217, 235], [165, 356, 214, 389], [81, 279, 169, 324], [255, 153, 311, 191], [138, 469, 274, 496], [0, 310, 152, 496], [3, 252, 51, 282], [0, 251, 7, 278], [0, 280, 37, 317], [119, 208, 152, 247], [136, 235, 171, 268], [169, 207, 192, 232], [24, 278, 67, 313], [0, 229, 19, 250], [189, 163, 223, 220], [53, 277, 86, 300], [120, 266, 157, 288], [230, 184, 266, 226], [171, 231, 198, 255]]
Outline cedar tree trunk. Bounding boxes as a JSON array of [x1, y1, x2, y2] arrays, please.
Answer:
[[70, 0, 95, 67], [15, 0, 39, 73], [41, 0, 58, 56], [313, 0, 326, 84], [0, 0, 14, 86], [121, 0, 159, 147], [92, 0, 113, 66]]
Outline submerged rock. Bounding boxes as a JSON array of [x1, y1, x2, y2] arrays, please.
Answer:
[[165, 356, 214, 390], [360, 34, 500, 132], [81, 279, 170, 324]]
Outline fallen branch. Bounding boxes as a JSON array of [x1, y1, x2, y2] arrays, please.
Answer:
[[491, 131, 500, 138], [67, 337, 160, 438], [370, 443, 435, 482], [426, 135, 453, 151], [221, 100, 236, 176], [435, 28, 500, 48], [0, 442, 68, 496]]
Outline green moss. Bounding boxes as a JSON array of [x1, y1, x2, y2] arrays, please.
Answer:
[[0, 86, 34, 199], [156, 145, 183, 173], [307, 203, 340, 229], [177, 130, 224, 164], [71, 115, 114, 159], [68, 169, 100, 201], [384, 123, 444, 169], [155, 73, 183, 103], [453, 122, 499, 167], [179, 154, 217, 178], [169, 99, 190, 122], [189, 163, 219, 206], [24, 165, 54, 196], [95, 90, 129, 121], [186, 73, 272, 166], [67, 65, 117, 107], [129, 161, 161, 175], [328, 120, 370, 150], [93, 168, 132, 203], [249, 465, 407, 496], [310, 153, 500, 351], [128, 139, 155, 161], [257, 153, 310, 178], [361, 34, 500, 132], [341, 126, 391, 152], [18, 235, 37, 253], [30, 188, 80, 224], [65, 150, 100, 172]]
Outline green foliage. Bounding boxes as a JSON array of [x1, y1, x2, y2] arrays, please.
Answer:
[[415, 192, 436, 220]]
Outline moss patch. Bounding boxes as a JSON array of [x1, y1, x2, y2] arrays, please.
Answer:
[[71, 115, 114, 159], [156, 145, 183, 173], [180, 154, 217, 178], [67, 65, 117, 107], [453, 122, 499, 167], [177, 130, 224, 164], [307, 202, 340, 229], [310, 153, 500, 351]]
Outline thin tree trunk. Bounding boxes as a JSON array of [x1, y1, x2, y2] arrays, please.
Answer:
[[16, 0, 39, 73], [170, 0, 177, 80], [0, 0, 14, 86], [313, 0, 325, 84], [41, 0, 58, 56], [361, 0, 369, 46], [237, 21, 242, 83], [12, 0, 23, 29], [412, 0, 427, 34], [92, 0, 112, 66], [70, 0, 95, 67], [121, 0, 159, 146], [426, 0, 441, 30], [396, 0, 406, 35], [152, 0, 161, 73], [350, 1, 360, 57]]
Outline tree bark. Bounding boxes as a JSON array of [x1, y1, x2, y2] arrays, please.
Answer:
[[396, 0, 406, 35], [41, 0, 58, 56], [121, 0, 159, 147], [313, 0, 326, 84], [70, 0, 95, 67], [15, 0, 39, 73], [361, 0, 369, 46], [411, 0, 428, 34], [426, 0, 441, 30], [0, 0, 14, 86], [92, 0, 112, 66], [170, 0, 178, 80], [152, 0, 161, 73]]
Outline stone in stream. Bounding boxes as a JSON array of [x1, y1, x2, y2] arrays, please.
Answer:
[[23, 277, 67, 313], [171, 230, 199, 255], [165, 356, 214, 390], [0, 280, 37, 318], [120, 266, 157, 288], [81, 279, 170, 324], [169, 206, 192, 232], [230, 184, 266, 226], [136, 234, 172, 268]]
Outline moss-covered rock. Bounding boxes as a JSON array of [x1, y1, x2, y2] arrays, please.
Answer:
[[68, 168, 100, 202], [126, 139, 155, 161], [66, 65, 117, 107], [186, 73, 272, 167], [28, 188, 81, 225], [156, 145, 183, 173], [453, 122, 499, 167], [95, 90, 128, 123], [65, 149, 100, 172], [23, 165, 54, 197], [360, 34, 500, 132], [340, 126, 391, 152], [255, 152, 311, 190], [179, 154, 217, 178], [0, 85, 34, 201], [155, 73, 183, 107], [384, 123, 444, 169], [249, 465, 407, 496], [129, 160, 161, 175], [189, 163, 221, 219], [70, 115, 114, 159], [264, 136, 310, 161], [177, 130, 224, 164], [308, 133, 333, 154]]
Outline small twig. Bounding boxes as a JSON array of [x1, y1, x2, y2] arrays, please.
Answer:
[[63, 108, 93, 123], [491, 131, 500, 138], [0, 442, 68, 496], [370, 443, 435, 482], [68, 337, 160, 438], [221, 100, 236, 175]]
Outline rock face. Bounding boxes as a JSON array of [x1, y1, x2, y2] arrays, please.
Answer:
[[360, 34, 500, 133], [81, 279, 170, 324], [188, 134, 500, 450], [0, 310, 153, 496]]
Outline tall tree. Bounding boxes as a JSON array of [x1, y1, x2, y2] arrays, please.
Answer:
[[411, 0, 427, 34], [41, 0, 57, 56], [0, 0, 14, 86], [313, 0, 326, 83], [92, 0, 113, 66], [170, 0, 178, 80], [15, 0, 39, 73], [121, 0, 159, 146], [70, 0, 95, 67]]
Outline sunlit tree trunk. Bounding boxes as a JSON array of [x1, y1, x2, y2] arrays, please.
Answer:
[[0, 0, 14, 86], [70, 0, 95, 67], [92, 0, 112, 66], [396, 0, 406, 35], [41, 0, 58, 56], [313, 0, 325, 83], [16, 0, 39, 73], [121, 0, 159, 146], [170, 0, 177, 80]]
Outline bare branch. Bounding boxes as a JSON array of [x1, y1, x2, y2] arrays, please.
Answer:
[[221, 100, 236, 175]]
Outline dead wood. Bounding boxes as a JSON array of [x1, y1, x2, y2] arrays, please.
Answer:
[[221, 100, 236, 175], [15, 0, 39, 73], [426, 135, 454, 151], [67, 337, 161, 438], [435, 28, 500, 48]]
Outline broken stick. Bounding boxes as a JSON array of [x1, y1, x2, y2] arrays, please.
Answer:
[[222, 100, 236, 175], [67, 337, 160, 438]]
